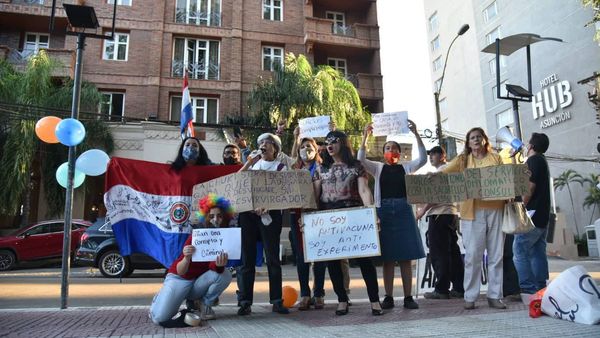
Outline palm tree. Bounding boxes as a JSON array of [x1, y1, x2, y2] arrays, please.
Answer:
[[0, 51, 113, 223], [583, 173, 600, 225], [553, 169, 584, 238]]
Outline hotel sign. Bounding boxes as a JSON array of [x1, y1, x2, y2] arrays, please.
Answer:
[[531, 73, 574, 129]]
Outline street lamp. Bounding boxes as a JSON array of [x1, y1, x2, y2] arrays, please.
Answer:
[[434, 24, 470, 146]]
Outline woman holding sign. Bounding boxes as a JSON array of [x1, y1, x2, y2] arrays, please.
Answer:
[[149, 194, 233, 326], [358, 120, 426, 310], [440, 127, 506, 310], [313, 130, 383, 316]]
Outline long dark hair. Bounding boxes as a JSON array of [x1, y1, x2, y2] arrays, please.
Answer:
[[321, 131, 356, 169], [171, 137, 211, 171]]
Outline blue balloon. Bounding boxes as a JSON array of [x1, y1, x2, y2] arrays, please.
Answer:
[[56, 162, 85, 189], [55, 118, 86, 146], [76, 149, 110, 176]]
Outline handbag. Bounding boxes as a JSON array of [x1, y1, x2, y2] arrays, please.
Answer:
[[502, 201, 535, 234]]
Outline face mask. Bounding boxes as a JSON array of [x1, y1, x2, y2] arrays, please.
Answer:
[[209, 218, 219, 228], [299, 148, 315, 161], [384, 152, 401, 164], [223, 157, 238, 165], [182, 147, 199, 161]]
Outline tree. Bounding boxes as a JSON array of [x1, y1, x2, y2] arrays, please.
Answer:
[[554, 169, 584, 238], [0, 51, 113, 222], [583, 173, 600, 224], [247, 53, 370, 133], [582, 0, 600, 40]]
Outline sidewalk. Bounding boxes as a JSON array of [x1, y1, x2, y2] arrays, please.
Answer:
[[1, 296, 598, 337]]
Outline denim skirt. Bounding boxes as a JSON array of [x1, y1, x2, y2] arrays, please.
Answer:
[[377, 198, 425, 261]]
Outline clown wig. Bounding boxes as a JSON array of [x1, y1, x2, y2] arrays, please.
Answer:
[[197, 193, 235, 225]]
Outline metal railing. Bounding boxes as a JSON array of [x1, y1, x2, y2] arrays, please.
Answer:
[[332, 24, 354, 37], [11, 0, 45, 5], [171, 60, 220, 80], [175, 8, 221, 27]]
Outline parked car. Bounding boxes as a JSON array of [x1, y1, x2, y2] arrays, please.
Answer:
[[0, 219, 91, 271], [75, 220, 164, 278]]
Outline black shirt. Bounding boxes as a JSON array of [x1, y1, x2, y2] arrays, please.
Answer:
[[380, 164, 407, 199], [526, 154, 551, 228]]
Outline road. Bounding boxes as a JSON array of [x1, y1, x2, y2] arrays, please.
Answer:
[[0, 257, 598, 309]]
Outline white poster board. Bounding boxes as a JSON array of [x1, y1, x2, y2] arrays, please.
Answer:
[[299, 116, 331, 138], [372, 111, 409, 136], [302, 206, 380, 262], [191, 228, 241, 262]]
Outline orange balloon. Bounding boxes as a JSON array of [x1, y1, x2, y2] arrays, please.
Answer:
[[282, 285, 298, 308], [35, 116, 62, 143]]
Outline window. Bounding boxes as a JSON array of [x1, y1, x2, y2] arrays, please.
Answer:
[[24, 33, 49, 56], [103, 32, 129, 61], [430, 35, 440, 52], [429, 12, 438, 32], [327, 58, 347, 76], [100, 92, 125, 121], [492, 80, 508, 101], [327, 11, 350, 35], [170, 96, 219, 124], [496, 108, 514, 129], [108, 0, 132, 5], [175, 0, 221, 26], [172, 38, 220, 79], [432, 56, 442, 72], [483, 1, 498, 23], [263, 0, 282, 21], [439, 98, 447, 115], [486, 26, 501, 45], [488, 56, 507, 75], [262, 46, 283, 71], [25, 224, 50, 236], [49, 223, 65, 233], [434, 78, 442, 92]]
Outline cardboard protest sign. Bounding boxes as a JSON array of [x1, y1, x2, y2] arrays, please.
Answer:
[[406, 164, 529, 203], [302, 206, 380, 262], [372, 111, 409, 136], [191, 170, 317, 218], [299, 116, 331, 138], [191, 228, 241, 262]]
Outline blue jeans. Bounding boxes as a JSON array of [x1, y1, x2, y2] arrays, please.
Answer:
[[513, 227, 549, 294], [149, 270, 232, 324]]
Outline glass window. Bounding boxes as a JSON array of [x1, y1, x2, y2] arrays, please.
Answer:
[[263, 0, 282, 21], [488, 56, 507, 75], [434, 78, 442, 92], [262, 46, 283, 71], [430, 35, 440, 52], [483, 1, 498, 23], [49, 223, 65, 233], [25, 224, 50, 236], [175, 0, 221, 26], [492, 80, 508, 101], [327, 11, 349, 35], [429, 12, 438, 32], [108, 0, 132, 6], [24, 33, 50, 55], [432, 56, 442, 72], [496, 108, 514, 129], [99, 92, 125, 121], [439, 97, 447, 115], [327, 58, 347, 76], [170, 96, 219, 123], [172, 38, 220, 79], [486, 26, 501, 45], [103, 32, 129, 61]]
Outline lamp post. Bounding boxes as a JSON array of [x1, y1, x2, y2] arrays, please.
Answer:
[[434, 24, 470, 145]]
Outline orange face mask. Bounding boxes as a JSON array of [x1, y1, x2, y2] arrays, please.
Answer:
[[384, 152, 400, 164]]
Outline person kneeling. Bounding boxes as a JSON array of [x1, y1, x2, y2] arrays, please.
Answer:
[[150, 195, 235, 325]]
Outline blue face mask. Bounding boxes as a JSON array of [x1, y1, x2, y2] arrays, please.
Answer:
[[182, 147, 199, 161]]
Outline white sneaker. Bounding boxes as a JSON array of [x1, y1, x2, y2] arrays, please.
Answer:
[[200, 303, 216, 320], [520, 293, 534, 305]]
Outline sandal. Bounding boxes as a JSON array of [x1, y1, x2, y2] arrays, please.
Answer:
[[298, 296, 311, 311]]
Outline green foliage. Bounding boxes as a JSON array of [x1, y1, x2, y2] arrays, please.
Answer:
[[583, 0, 600, 40], [554, 169, 584, 237], [582, 173, 600, 224]]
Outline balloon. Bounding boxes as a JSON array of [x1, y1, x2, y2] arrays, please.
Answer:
[[35, 116, 62, 143], [282, 285, 298, 308], [55, 118, 86, 146], [76, 149, 110, 176], [55, 162, 85, 189]]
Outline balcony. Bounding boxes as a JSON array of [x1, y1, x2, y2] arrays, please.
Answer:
[[174, 7, 221, 27], [304, 17, 379, 51], [171, 60, 220, 81], [1, 0, 77, 16], [347, 73, 382, 100], [0, 46, 73, 77]]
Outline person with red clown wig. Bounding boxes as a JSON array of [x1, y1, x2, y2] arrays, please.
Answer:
[[150, 194, 235, 326]]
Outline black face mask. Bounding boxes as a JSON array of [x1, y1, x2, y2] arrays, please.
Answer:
[[223, 157, 240, 165]]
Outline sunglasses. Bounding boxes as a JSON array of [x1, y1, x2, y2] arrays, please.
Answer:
[[325, 137, 339, 145]]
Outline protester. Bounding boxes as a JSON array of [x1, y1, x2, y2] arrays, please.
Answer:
[[312, 130, 383, 316], [234, 135, 251, 164], [290, 128, 327, 310], [222, 144, 242, 165], [416, 146, 464, 300], [358, 120, 426, 310], [149, 194, 234, 325], [440, 127, 507, 310], [514, 133, 551, 302], [237, 133, 290, 315], [171, 137, 212, 171]]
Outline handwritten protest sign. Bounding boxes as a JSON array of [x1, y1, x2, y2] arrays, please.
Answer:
[[302, 206, 380, 262], [372, 111, 409, 136], [191, 228, 241, 262], [299, 116, 331, 138], [191, 170, 317, 219], [406, 164, 529, 203]]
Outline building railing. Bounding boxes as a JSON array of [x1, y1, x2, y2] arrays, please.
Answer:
[[305, 17, 379, 49], [11, 0, 45, 5], [175, 8, 221, 27], [171, 60, 220, 80]]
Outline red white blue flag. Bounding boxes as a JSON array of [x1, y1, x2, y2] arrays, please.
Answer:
[[104, 157, 239, 267], [180, 70, 195, 138]]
